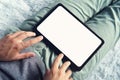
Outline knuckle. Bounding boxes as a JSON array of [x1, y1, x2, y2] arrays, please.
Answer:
[[59, 70, 63, 75], [29, 40, 33, 45], [24, 40, 32, 48], [69, 78, 73, 80], [51, 69, 57, 75], [24, 32, 28, 37], [13, 41, 23, 50], [23, 31, 27, 35], [21, 34, 26, 38], [55, 59, 59, 63], [66, 70, 72, 77], [15, 42, 20, 46], [6, 34, 12, 39], [10, 38, 17, 44], [68, 70, 72, 74], [13, 43, 21, 50]]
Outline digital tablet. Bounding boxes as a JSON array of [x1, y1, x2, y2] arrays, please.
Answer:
[[37, 4, 104, 68]]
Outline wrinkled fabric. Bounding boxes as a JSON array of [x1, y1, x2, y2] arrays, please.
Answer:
[[20, 0, 120, 80], [0, 56, 45, 80], [20, 0, 114, 31], [0, 0, 120, 80], [0, 28, 45, 80]]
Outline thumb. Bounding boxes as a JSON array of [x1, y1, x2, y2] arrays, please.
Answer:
[[14, 52, 35, 60]]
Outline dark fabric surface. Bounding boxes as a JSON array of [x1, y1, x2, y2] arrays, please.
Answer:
[[0, 56, 44, 80]]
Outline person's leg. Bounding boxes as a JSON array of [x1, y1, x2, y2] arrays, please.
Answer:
[[18, 0, 120, 80], [72, 0, 120, 79], [20, 0, 114, 31], [60, 0, 114, 22], [33, 1, 120, 80], [0, 56, 44, 80]]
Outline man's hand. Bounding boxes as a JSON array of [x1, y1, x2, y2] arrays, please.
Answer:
[[0, 31, 43, 61], [43, 54, 73, 80]]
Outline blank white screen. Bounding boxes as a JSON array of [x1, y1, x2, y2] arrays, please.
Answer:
[[37, 6, 102, 67]]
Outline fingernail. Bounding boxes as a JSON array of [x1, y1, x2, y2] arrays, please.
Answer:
[[32, 53, 36, 56], [33, 33, 36, 36], [39, 36, 43, 39], [60, 54, 64, 58], [30, 52, 36, 57], [67, 61, 71, 65]]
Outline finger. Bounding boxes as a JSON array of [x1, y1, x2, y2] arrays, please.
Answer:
[[11, 31, 25, 38], [60, 61, 71, 72], [52, 54, 64, 70], [5, 31, 25, 39], [14, 52, 35, 60], [69, 78, 73, 80], [16, 31, 36, 40], [23, 36, 43, 49], [66, 70, 72, 79], [46, 69, 51, 74]]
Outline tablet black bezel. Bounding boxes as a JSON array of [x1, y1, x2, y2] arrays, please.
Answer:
[[34, 3, 104, 71]]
